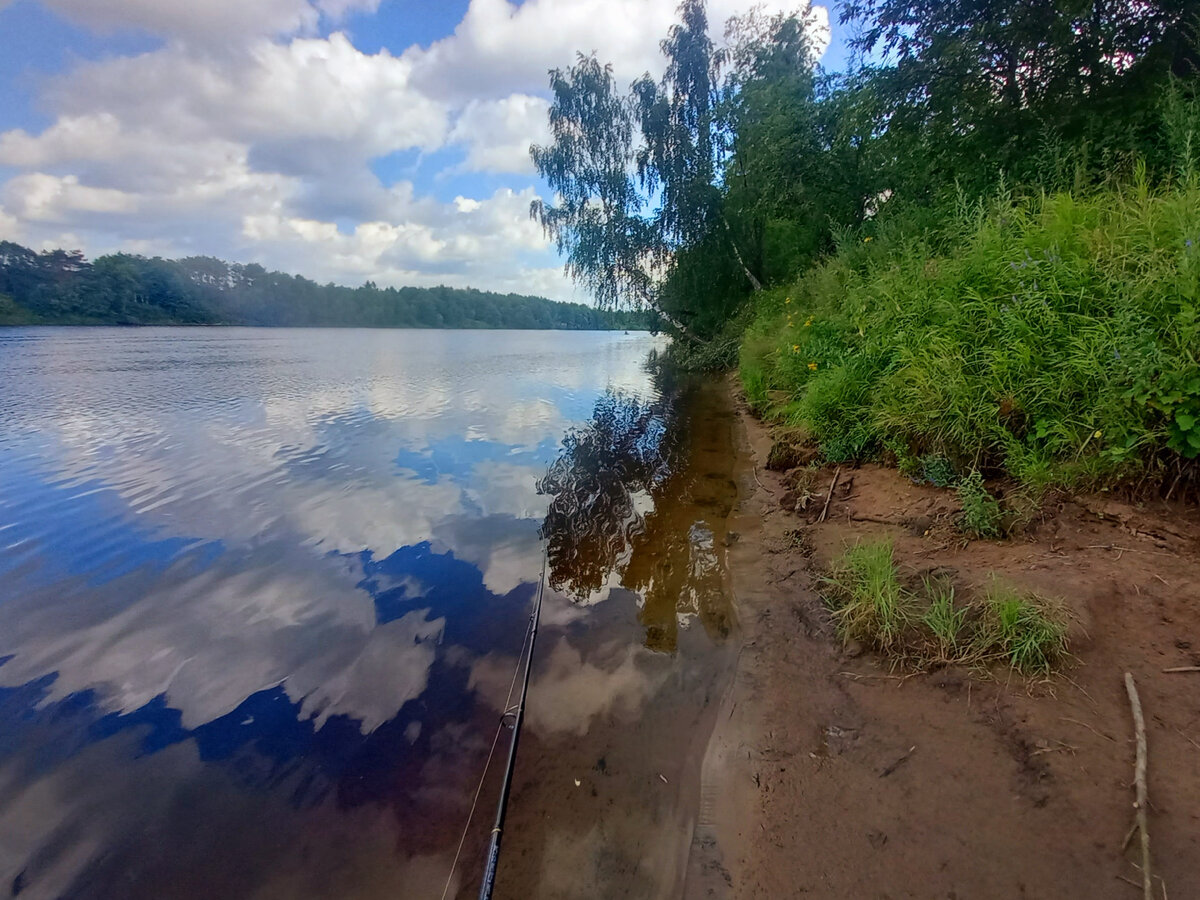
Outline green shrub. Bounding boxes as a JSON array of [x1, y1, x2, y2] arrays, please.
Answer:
[[957, 470, 1002, 538], [738, 172, 1200, 492]]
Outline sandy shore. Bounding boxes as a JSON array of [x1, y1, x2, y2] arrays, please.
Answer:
[[686, 377, 1200, 899]]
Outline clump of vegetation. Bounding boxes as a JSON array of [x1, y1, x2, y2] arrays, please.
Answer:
[[957, 470, 1002, 538], [921, 577, 967, 664], [823, 538, 911, 653], [526, 0, 1200, 498], [740, 168, 1200, 494], [824, 540, 1070, 674], [974, 581, 1070, 675]]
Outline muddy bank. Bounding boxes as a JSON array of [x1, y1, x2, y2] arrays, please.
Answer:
[[689, 379, 1200, 898]]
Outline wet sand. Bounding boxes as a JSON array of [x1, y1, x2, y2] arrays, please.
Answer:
[[689, 378, 1200, 899]]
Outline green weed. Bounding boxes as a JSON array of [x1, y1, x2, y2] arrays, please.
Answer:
[[974, 582, 1069, 675], [921, 577, 967, 662], [739, 172, 1200, 494], [957, 470, 1002, 538], [823, 539, 910, 652], [824, 542, 1069, 675]]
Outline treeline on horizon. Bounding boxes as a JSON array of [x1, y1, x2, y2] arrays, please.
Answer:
[[0, 241, 654, 331], [534, 0, 1200, 494]]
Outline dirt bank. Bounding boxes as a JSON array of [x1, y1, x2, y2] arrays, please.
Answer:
[[687, 379, 1200, 899]]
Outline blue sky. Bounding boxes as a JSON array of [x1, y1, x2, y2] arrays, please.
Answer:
[[0, 0, 844, 301]]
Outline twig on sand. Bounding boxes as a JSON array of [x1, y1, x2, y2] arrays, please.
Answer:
[[818, 466, 840, 524], [752, 465, 766, 490], [1162, 666, 1200, 673], [1124, 672, 1152, 900], [1061, 716, 1116, 742], [879, 745, 916, 778], [849, 513, 908, 526]]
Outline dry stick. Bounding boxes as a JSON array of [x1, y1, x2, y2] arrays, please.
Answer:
[[817, 466, 841, 524], [1061, 716, 1116, 743], [1125, 672, 1152, 900], [1162, 666, 1200, 673]]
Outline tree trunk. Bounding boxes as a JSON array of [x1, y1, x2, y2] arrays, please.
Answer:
[[722, 215, 763, 292]]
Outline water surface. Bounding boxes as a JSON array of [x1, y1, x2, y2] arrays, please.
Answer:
[[0, 327, 738, 899]]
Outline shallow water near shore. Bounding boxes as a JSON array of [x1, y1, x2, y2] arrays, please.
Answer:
[[0, 327, 740, 899]]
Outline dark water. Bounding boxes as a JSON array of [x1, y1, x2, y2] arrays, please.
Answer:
[[0, 327, 739, 899]]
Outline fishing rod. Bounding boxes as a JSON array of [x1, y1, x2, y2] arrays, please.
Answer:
[[476, 548, 546, 900]]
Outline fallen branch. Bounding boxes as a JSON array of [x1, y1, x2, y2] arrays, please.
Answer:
[[1124, 672, 1152, 900], [817, 466, 841, 524], [848, 513, 909, 526], [1162, 666, 1200, 673]]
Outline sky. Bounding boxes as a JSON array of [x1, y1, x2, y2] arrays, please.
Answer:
[[0, 0, 845, 302]]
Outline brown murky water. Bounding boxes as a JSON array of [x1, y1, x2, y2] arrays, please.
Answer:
[[486, 377, 741, 899]]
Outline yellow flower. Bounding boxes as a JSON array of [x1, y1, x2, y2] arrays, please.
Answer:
[[1093, 429, 1103, 438], [863, 236, 873, 243], [808, 362, 818, 371], [785, 297, 792, 304], [804, 316, 813, 327], [792, 344, 800, 352]]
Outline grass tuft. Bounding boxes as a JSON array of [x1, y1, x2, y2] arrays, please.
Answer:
[[824, 540, 1070, 675], [921, 577, 967, 662], [975, 581, 1069, 675], [823, 538, 910, 652]]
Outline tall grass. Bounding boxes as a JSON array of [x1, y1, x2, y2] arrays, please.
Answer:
[[740, 169, 1200, 492]]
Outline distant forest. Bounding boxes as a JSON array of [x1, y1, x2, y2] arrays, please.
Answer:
[[0, 241, 654, 330]]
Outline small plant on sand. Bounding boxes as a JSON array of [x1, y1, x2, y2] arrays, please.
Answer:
[[921, 577, 967, 663], [957, 470, 1002, 538], [973, 581, 1068, 675], [824, 539, 910, 652]]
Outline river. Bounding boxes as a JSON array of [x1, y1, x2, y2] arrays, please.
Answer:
[[0, 327, 741, 899]]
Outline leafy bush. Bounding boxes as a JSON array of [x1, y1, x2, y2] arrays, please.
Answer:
[[957, 470, 1002, 538], [740, 171, 1200, 492]]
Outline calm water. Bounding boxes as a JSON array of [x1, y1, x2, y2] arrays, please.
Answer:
[[0, 327, 739, 899]]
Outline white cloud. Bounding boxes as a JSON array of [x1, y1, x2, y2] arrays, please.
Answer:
[[449, 94, 551, 174], [3, 173, 138, 222], [38, 0, 381, 42], [404, 0, 829, 102]]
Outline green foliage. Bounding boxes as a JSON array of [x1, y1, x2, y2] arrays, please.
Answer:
[[957, 471, 1002, 538], [0, 241, 647, 330], [825, 540, 1069, 674], [530, 54, 656, 313], [921, 578, 966, 662], [539, 0, 1199, 379], [824, 538, 911, 651], [974, 582, 1069, 675], [740, 170, 1200, 490]]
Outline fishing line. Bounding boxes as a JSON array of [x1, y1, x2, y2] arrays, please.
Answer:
[[438, 543, 547, 900]]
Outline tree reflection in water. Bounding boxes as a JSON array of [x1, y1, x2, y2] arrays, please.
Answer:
[[538, 369, 735, 653]]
